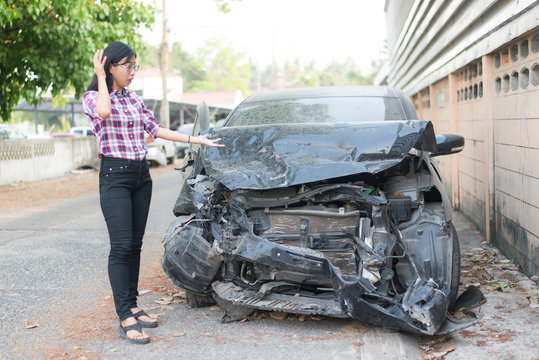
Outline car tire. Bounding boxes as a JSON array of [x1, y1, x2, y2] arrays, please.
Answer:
[[167, 154, 176, 165], [448, 223, 461, 311], [185, 291, 216, 308], [161, 224, 223, 295]]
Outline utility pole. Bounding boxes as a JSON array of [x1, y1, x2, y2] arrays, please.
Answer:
[[160, 0, 170, 129]]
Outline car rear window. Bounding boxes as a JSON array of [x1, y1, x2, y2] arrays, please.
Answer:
[[226, 97, 407, 126]]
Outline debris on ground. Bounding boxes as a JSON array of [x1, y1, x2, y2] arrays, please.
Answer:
[[422, 346, 455, 360], [24, 321, 39, 329], [420, 224, 539, 359]]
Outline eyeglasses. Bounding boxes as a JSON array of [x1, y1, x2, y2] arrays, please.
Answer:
[[114, 62, 140, 73]]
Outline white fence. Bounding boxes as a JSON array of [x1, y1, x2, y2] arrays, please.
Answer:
[[0, 137, 99, 185]]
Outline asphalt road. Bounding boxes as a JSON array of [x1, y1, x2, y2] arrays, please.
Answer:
[[1, 166, 538, 360]]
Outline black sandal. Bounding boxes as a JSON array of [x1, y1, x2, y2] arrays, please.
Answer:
[[119, 321, 150, 345], [133, 309, 159, 328]]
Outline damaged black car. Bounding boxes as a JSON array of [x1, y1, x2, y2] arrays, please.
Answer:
[[162, 86, 484, 335]]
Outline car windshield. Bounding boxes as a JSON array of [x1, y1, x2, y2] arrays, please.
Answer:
[[226, 96, 406, 126]]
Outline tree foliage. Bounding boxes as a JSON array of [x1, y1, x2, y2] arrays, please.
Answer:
[[191, 38, 251, 94], [0, 0, 155, 121], [138, 40, 378, 96], [214, 0, 242, 13], [257, 58, 380, 90], [137, 42, 207, 92], [137, 43, 160, 69], [170, 42, 206, 91], [249, 57, 381, 93]]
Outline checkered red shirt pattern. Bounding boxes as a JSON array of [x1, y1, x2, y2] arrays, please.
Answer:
[[82, 88, 160, 160]]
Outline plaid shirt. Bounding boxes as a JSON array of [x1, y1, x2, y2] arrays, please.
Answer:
[[82, 88, 160, 160]]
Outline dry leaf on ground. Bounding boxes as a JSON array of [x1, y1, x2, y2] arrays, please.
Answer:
[[269, 312, 288, 320], [423, 346, 456, 360], [172, 291, 186, 299], [154, 296, 174, 305], [25, 321, 39, 329]]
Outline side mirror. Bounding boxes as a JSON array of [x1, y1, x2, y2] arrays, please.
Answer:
[[179, 102, 210, 173], [193, 102, 210, 136], [435, 134, 465, 156]]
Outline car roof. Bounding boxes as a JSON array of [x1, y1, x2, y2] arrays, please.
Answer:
[[241, 86, 401, 103]]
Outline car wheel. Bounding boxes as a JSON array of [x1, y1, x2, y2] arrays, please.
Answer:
[[167, 153, 176, 165], [448, 223, 461, 310], [161, 224, 223, 295], [185, 291, 216, 308]]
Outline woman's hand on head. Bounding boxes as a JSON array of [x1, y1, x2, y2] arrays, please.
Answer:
[[93, 50, 107, 78], [194, 134, 224, 147]]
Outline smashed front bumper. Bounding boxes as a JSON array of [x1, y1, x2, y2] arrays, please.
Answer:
[[163, 219, 482, 335], [219, 233, 477, 335]]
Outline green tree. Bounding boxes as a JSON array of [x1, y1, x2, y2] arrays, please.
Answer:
[[0, 0, 155, 121], [191, 38, 250, 95], [248, 57, 381, 92], [169, 42, 205, 92], [214, 0, 242, 13], [137, 42, 206, 92], [137, 44, 160, 69], [11, 110, 69, 134]]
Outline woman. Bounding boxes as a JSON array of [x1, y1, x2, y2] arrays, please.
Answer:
[[82, 41, 223, 344]]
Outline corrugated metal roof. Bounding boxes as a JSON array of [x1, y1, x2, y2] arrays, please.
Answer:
[[382, 0, 539, 94]]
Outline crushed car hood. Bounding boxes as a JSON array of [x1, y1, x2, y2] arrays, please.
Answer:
[[202, 120, 437, 190]]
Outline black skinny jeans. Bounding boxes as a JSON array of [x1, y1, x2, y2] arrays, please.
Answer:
[[99, 157, 152, 321]]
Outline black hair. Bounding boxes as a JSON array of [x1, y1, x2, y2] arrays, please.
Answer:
[[87, 41, 137, 92]]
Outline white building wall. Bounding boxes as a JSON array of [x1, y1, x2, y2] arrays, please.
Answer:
[[383, 0, 539, 276], [384, 0, 538, 95], [0, 138, 99, 185], [130, 73, 183, 100]]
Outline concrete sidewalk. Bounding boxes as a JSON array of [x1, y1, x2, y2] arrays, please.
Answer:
[[419, 212, 539, 360]]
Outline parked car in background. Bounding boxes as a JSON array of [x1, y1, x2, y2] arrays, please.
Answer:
[[0, 124, 27, 140], [70, 126, 94, 137], [145, 135, 176, 167], [162, 86, 485, 336], [174, 123, 194, 158]]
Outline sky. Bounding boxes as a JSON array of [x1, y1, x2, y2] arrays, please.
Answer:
[[141, 0, 388, 72]]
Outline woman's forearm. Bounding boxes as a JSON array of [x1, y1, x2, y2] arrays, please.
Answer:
[[156, 127, 190, 143], [95, 75, 111, 119], [156, 127, 224, 147]]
